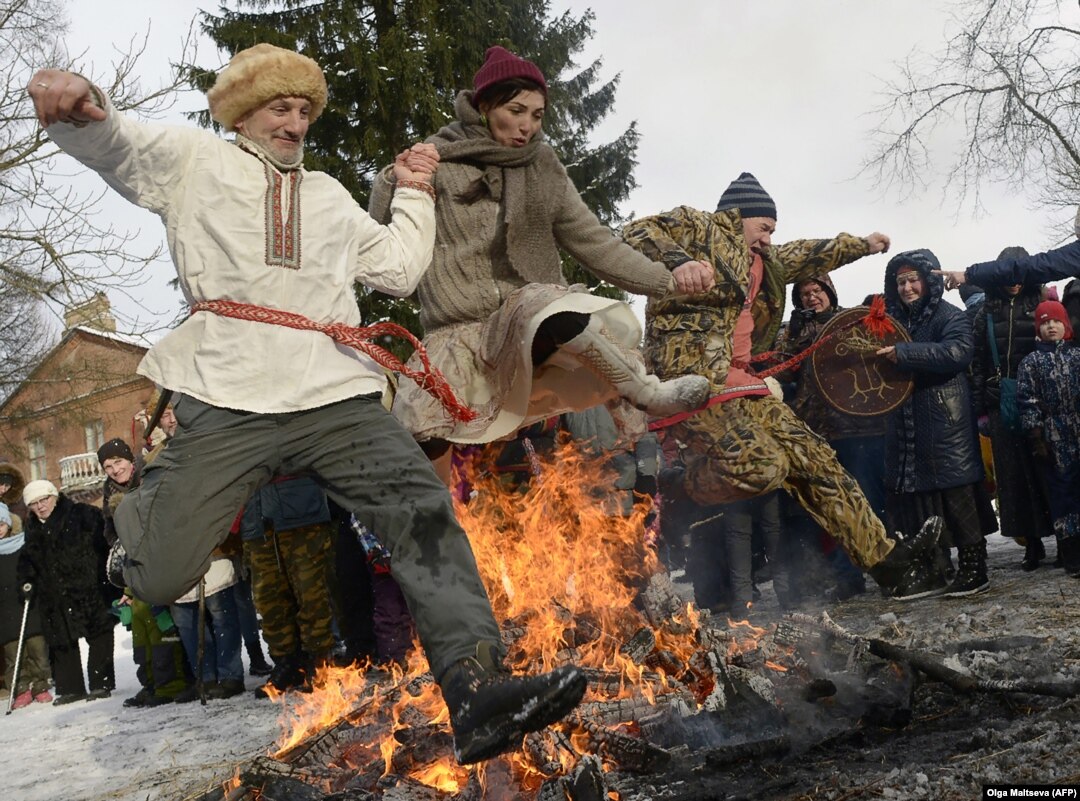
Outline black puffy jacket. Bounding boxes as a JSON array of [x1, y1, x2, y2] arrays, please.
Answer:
[[970, 284, 1042, 415], [884, 249, 984, 493]]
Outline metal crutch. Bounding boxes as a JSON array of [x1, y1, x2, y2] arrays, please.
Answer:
[[5, 583, 33, 715]]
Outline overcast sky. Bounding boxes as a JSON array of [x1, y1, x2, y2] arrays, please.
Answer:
[[58, 0, 1077, 336]]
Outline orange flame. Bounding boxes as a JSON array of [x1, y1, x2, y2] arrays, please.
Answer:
[[265, 439, 757, 795]]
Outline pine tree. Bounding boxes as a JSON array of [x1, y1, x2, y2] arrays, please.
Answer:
[[191, 0, 639, 347]]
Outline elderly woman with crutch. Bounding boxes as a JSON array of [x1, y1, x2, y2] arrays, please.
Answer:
[[17, 481, 119, 705], [1, 501, 52, 709]]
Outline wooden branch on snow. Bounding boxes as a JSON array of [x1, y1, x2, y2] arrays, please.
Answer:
[[787, 612, 1080, 699]]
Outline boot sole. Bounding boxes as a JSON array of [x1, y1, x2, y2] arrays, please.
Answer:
[[944, 582, 990, 598], [894, 584, 948, 601], [454, 668, 587, 765]]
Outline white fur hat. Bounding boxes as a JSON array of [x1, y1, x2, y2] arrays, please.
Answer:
[[207, 43, 328, 131], [23, 479, 58, 505]]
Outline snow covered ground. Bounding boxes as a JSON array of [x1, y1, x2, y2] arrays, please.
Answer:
[[2, 534, 1078, 801], [2, 626, 284, 801]]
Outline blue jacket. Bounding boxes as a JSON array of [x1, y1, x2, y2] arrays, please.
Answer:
[[240, 476, 331, 541], [1017, 340, 1080, 471], [966, 240, 1080, 287], [884, 249, 984, 493]]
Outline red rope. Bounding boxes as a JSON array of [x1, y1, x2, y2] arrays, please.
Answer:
[[191, 300, 477, 423], [648, 300, 896, 431]]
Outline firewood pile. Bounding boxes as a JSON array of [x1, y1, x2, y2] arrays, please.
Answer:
[[188, 574, 963, 801]]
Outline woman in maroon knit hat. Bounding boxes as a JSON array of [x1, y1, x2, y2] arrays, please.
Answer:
[[370, 45, 713, 478]]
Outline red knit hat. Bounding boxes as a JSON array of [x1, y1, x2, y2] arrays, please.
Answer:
[[1035, 300, 1073, 340], [473, 46, 548, 101]]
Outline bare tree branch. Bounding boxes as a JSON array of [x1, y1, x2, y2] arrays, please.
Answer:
[[0, 0, 199, 400], [863, 0, 1080, 221]]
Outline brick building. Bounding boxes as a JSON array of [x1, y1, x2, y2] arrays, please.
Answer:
[[0, 295, 154, 503]]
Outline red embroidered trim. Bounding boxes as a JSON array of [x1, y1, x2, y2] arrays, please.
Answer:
[[191, 299, 476, 423], [396, 179, 436, 202], [263, 166, 303, 269]]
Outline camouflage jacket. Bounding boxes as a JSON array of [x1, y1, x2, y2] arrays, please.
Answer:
[[622, 206, 872, 390]]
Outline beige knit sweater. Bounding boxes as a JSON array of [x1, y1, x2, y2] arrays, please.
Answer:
[[369, 92, 673, 333]]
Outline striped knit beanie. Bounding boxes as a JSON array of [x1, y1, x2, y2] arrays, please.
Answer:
[[715, 172, 777, 220]]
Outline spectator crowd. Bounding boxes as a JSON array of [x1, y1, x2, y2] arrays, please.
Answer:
[[3, 42, 1079, 772]]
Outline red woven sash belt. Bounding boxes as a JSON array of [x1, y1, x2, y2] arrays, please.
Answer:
[[191, 299, 476, 423]]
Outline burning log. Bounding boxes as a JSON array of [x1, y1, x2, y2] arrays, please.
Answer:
[[390, 724, 455, 769], [573, 716, 671, 773], [524, 730, 565, 777], [620, 627, 657, 664], [246, 775, 325, 801], [538, 756, 608, 801], [639, 572, 689, 631], [374, 775, 452, 801], [240, 755, 343, 793]]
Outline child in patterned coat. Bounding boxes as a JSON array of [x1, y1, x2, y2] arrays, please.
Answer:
[[1017, 301, 1080, 576]]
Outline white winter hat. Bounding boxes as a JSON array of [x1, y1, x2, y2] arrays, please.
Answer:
[[23, 480, 58, 505]]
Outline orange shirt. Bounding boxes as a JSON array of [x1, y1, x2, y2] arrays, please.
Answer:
[[721, 253, 771, 399]]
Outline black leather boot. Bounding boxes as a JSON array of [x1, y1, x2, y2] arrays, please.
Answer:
[[1021, 537, 1045, 572], [944, 541, 990, 597], [868, 516, 948, 600], [439, 642, 586, 765]]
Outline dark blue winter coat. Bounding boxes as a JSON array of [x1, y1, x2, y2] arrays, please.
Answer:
[[884, 249, 984, 493], [240, 476, 331, 542], [966, 239, 1080, 287], [1017, 340, 1080, 472]]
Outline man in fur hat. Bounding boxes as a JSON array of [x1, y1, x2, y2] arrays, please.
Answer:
[[623, 173, 948, 601], [28, 44, 585, 763]]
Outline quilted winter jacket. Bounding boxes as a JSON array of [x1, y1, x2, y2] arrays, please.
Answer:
[[622, 206, 872, 390], [1017, 340, 1080, 472], [884, 249, 983, 493]]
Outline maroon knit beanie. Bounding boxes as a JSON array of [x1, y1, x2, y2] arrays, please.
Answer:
[[473, 46, 548, 101], [1035, 300, 1073, 340]]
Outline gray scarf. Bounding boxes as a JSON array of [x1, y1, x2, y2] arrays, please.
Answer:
[[427, 91, 568, 284], [235, 133, 304, 172]]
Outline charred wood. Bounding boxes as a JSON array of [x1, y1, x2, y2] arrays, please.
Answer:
[[640, 572, 688, 630], [702, 733, 791, 768], [567, 755, 608, 801], [242, 774, 325, 801], [620, 627, 657, 664], [790, 611, 1080, 699], [375, 774, 451, 800], [524, 730, 565, 777], [390, 724, 455, 768], [570, 712, 671, 773], [576, 696, 665, 726]]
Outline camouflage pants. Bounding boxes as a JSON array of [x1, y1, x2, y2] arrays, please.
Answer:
[[674, 395, 892, 570], [246, 523, 336, 661]]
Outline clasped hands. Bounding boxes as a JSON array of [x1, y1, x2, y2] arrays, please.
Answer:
[[393, 143, 440, 184]]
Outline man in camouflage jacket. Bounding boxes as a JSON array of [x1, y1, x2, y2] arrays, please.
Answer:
[[623, 173, 945, 599]]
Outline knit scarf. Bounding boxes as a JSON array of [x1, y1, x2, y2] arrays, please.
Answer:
[[0, 532, 24, 556], [428, 91, 566, 284], [235, 133, 304, 172]]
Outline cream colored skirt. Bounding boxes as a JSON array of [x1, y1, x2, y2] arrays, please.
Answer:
[[392, 283, 642, 444]]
